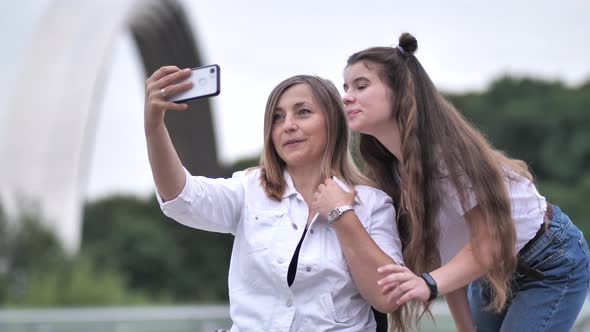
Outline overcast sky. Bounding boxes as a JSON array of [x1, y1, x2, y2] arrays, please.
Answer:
[[3, 0, 588, 200]]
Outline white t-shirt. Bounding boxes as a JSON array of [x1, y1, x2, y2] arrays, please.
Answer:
[[157, 167, 403, 332], [437, 169, 547, 264]]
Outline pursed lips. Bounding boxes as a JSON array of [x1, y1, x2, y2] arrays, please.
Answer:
[[345, 109, 362, 117]]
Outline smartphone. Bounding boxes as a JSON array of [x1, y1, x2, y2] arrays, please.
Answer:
[[168, 64, 220, 103]]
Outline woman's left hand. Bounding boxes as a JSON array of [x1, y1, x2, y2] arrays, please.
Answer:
[[377, 264, 431, 305], [312, 178, 356, 218]]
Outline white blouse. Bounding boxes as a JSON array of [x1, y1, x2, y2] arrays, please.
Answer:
[[437, 169, 547, 264], [157, 167, 403, 332]]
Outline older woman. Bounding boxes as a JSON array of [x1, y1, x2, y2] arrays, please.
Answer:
[[143, 69, 408, 331]]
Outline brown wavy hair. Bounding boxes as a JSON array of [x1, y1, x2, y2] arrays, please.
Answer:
[[347, 33, 532, 326]]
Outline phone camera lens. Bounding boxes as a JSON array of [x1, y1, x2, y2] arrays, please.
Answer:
[[210, 68, 215, 74]]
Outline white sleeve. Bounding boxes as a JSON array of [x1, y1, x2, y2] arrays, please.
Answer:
[[156, 168, 245, 235], [439, 174, 477, 216], [367, 192, 405, 266]]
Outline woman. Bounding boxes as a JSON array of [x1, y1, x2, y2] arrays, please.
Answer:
[[341, 33, 590, 331], [144, 68, 408, 331]]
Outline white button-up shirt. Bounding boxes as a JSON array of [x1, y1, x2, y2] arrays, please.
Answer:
[[158, 167, 403, 332]]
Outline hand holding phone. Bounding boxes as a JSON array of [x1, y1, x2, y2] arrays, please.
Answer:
[[167, 64, 220, 103]]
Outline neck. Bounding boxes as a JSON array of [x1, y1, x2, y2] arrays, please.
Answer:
[[287, 163, 324, 203], [372, 120, 403, 163]]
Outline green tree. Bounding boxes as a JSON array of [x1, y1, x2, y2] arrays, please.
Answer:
[[0, 207, 149, 307], [81, 195, 233, 303]]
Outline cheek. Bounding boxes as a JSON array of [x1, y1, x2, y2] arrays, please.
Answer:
[[314, 126, 328, 147]]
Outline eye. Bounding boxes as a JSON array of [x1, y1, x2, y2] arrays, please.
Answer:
[[298, 108, 312, 115], [357, 85, 367, 90], [272, 113, 285, 122]]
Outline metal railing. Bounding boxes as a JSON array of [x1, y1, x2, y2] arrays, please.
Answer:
[[0, 298, 588, 332]]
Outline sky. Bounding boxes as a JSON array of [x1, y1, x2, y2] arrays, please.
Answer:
[[2, 0, 589, 200]]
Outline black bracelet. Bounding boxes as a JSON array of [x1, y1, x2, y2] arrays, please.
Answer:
[[420, 272, 438, 301]]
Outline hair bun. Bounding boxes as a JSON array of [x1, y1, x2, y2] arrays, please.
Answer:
[[398, 32, 418, 55]]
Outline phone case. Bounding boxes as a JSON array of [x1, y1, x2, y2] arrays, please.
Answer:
[[168, 64, 220, 103]]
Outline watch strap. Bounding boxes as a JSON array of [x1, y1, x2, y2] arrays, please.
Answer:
[[327, 205, 354, 224], [420, 272, 438, 301]]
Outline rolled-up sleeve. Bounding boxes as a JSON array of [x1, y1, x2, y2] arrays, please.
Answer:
[[156, 168, 245, 235], [367, 193, 404, 266]]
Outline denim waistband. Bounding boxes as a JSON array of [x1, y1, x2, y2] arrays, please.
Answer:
[[518, 205, 571, 266]]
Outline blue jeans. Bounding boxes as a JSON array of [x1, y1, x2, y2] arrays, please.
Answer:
[[468, 205, 590, 331]]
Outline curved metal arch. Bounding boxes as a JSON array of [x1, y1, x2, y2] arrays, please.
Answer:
[[0, 0, 221, 253]]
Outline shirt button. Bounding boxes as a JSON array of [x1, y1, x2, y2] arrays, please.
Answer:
[[306, 266, 311, 272], [292, 223, 298, 230], [277, 257, 285, 264], [286, 299, 293, 307], [309, 229, 314, 234]]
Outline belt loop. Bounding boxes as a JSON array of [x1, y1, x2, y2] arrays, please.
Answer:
[[517, 262, 545, 280]]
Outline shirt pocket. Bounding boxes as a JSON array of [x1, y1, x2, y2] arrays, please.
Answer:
[[319, 291, 362, 325], [242, 206, 284, 253]]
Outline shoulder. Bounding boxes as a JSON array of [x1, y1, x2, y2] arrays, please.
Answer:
[[232, 167, 280, 205], [231, 166, 262, 182], [354, 184, 393, 206], [229, 167, 267, 195]]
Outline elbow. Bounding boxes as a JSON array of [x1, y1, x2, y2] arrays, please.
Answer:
[[372, 298, 400, 314]]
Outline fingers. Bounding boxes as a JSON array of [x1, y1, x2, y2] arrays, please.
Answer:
[[152, 100, 189, 111], [157, 80, 193, 101], [377, 265, 430, 305], [154, 68, 192, 90], [377, 268, 414, 289], [396, 289, 420, 306], [148, 66, 181, 82], [378, 263, 408, 274], [145, 66, 192, 101]]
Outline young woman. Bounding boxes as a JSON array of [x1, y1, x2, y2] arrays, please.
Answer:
[[341, 33, 590, 331], [144, 69, 408, 331]]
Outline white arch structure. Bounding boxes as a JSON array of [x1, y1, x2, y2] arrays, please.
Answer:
[[0, 0, 221, 253]]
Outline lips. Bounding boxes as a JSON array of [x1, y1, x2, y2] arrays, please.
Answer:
[[346, 109, 361, 117], [283, 139, 305, 147]]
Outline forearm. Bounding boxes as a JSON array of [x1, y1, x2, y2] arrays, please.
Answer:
[[445, 287, 475, 332], [145, 122, 186, 201], [332, 211, 398, 312], [430, 243, 488, 296]]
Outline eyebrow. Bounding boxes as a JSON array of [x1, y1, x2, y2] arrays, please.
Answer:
[[343, 76, 370, 90], [274, 101, 312, 112]]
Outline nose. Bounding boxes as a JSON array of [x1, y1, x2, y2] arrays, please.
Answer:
[[342, 91, 355, 105], [283, 114, 297, 132]]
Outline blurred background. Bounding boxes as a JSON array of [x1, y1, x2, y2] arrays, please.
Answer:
[[1, 0, 589, 331]]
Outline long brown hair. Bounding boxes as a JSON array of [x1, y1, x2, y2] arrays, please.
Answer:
[[259, 75, 371, 199], [347, 33, 532, 320]]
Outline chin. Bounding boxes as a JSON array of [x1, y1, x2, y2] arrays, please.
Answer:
[[348, 121, 369, 134]]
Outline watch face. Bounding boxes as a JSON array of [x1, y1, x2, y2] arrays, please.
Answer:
[[328, 209, 339, 221]]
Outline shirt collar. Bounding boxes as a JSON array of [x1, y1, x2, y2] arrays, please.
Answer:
[[281, 170, 298, 198], [281, 170, 364, 206], [332, 176, 364, 206]]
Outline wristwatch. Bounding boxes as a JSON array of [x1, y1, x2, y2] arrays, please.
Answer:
[[420, 272, 438, 301], [327, 205, 354, 224]]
